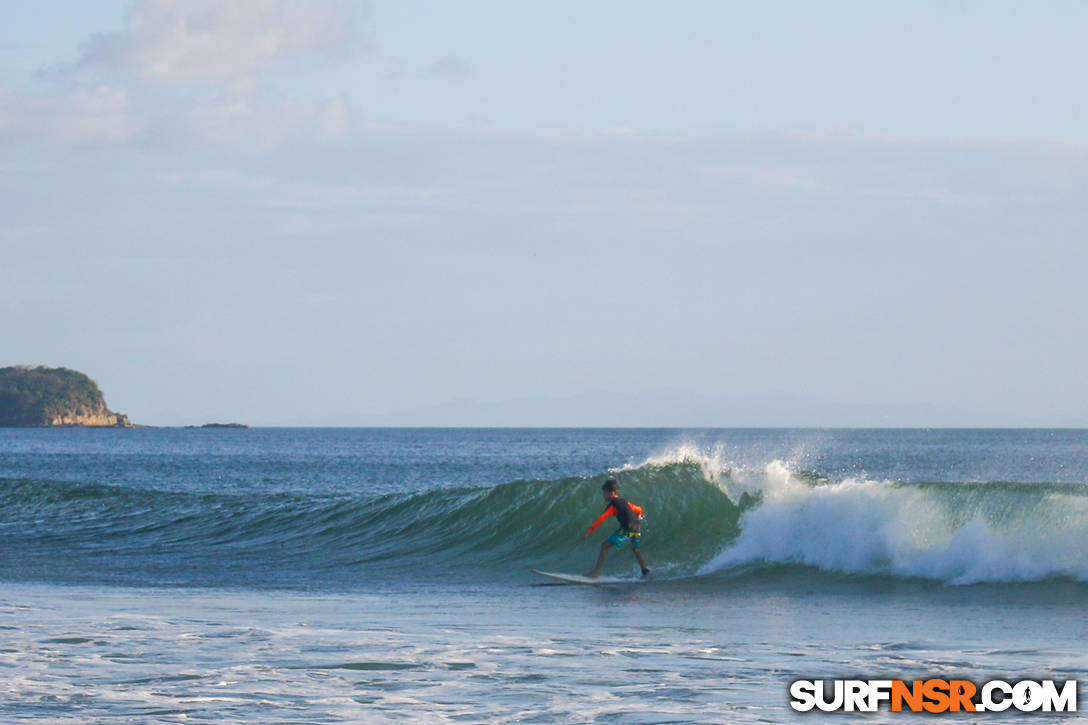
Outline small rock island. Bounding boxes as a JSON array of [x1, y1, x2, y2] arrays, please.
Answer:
[[0, 366, 132, 427]]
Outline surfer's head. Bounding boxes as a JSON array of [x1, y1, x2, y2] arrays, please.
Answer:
[[602, 478, 619, 500]]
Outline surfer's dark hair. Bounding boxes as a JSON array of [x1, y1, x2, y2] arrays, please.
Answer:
[[602, 478, 619, 493]]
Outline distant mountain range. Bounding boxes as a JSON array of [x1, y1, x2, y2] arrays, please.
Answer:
[[356, 388, 1017, 428]]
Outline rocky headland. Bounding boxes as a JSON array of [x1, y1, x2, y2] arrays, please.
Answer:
[[0, 366, 132, 427]]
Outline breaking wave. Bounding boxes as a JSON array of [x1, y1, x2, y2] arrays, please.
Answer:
[[2, 445, 1086, 588]]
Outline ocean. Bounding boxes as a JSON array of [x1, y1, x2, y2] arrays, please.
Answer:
[[1, 427, 1086, 722]]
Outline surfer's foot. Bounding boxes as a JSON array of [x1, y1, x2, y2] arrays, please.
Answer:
[[583, 571, 600, 579], [641, 568, 651, 578]]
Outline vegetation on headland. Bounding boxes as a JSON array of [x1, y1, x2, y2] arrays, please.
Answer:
[[0, 366, 131, 427]]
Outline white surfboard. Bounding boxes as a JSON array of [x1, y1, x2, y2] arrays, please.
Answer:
[[531, 569, 639, 585]]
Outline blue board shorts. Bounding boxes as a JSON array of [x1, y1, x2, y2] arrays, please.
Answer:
[[607, 528, 641, 549]]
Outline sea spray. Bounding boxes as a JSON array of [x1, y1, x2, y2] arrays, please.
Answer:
[[694, 465, 1088, 584]]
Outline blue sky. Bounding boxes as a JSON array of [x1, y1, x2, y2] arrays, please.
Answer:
[[2, 1, 1086, 426]]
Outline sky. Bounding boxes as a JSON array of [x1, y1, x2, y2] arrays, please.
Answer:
[[2, 1, 1087, 426]]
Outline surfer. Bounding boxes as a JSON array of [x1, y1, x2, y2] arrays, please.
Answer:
[[581, 478, 650, 578]]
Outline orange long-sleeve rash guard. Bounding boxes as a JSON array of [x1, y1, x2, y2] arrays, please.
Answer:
[[586, 501, 643, 533]]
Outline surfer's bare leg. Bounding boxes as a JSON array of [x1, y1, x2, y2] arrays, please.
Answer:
[[585, 541, 611, 578], [633, 548, 648, 576]]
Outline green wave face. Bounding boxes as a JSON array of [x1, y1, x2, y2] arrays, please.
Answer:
[[0, 463, 745, 584], [354, 462, 747, 575]]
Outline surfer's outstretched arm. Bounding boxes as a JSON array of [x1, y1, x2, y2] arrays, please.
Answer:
[[583, 505, 615, 538]]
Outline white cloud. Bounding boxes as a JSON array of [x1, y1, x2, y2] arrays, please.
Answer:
[[428, 55, 471, 79], [0, 84, 140, 144], [156, 167, 455, 211], [316, 98, 351, 142], [79, 0, 360, 83], [700, 160, 825, 193], [0, 76, 349, 149], [15, 0, 366, 149], [184, 91, 354, 149]]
